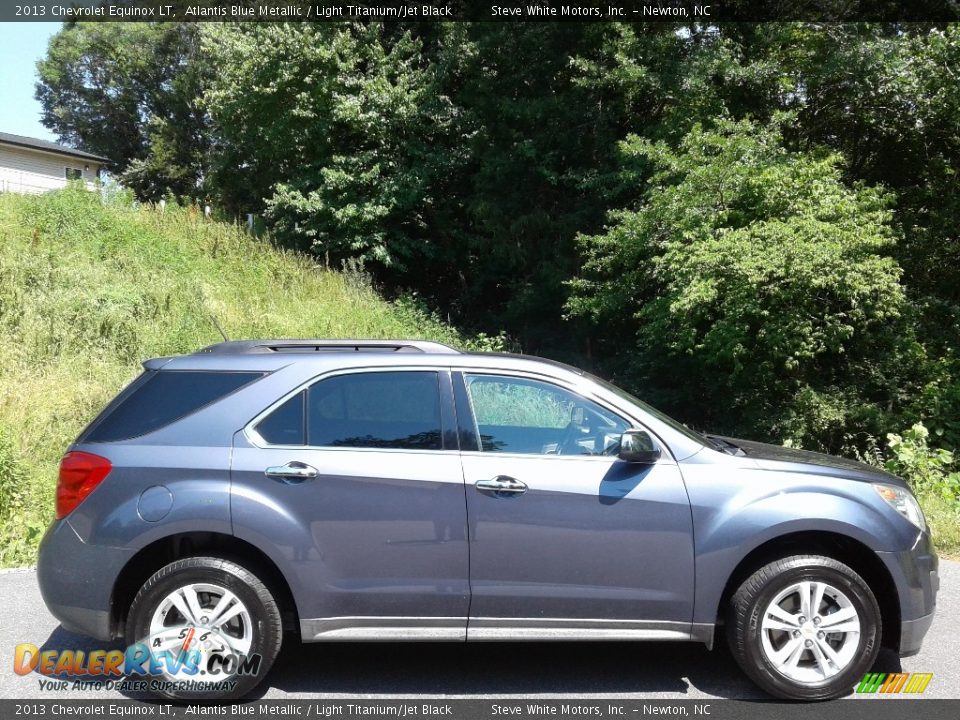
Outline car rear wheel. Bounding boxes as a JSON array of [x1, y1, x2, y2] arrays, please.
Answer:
[[727, 554, 881, 700], [126, 556, 282, 700]]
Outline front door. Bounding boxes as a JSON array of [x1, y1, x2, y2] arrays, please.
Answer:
[[456, 371, 695, 639], [231, 368, 469, 640]]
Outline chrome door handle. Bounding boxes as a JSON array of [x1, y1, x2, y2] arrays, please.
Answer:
[[264, 461, 318, 482], [475, 476, 527, 497]]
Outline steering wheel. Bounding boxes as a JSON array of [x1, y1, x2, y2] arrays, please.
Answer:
[[555, 421, 584, 455]]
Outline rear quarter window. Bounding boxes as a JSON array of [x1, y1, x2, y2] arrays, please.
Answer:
[[255, 391, 306, 445], [83, 370, 263, 442]]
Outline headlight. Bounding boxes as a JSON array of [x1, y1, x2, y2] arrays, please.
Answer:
[[873, 483, 927, 532]]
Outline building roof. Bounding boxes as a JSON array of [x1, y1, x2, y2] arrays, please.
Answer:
[[0, 131, 109, 163]]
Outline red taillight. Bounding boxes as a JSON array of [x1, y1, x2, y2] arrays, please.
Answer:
[[56, 451, 112, 520]]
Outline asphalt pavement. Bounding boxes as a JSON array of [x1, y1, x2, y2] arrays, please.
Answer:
[[0, 561, 956, 700]]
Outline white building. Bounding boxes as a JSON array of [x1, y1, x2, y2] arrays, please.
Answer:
[[0, 132, 107, 195]]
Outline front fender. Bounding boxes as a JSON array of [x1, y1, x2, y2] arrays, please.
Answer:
[[682, 465, 918, 625]]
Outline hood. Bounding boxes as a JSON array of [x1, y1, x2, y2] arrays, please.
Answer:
[[710, 435, 906, 487]]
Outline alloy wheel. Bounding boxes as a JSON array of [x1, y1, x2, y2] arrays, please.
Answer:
[[759, 579, 861, 684], [147, 582, 253, 680]]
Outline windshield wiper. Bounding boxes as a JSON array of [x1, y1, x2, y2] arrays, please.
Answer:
[[704, 434, 746, 456]]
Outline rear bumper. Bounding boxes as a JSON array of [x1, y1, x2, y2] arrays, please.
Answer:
[[36, 519, 133, 641], [876, 531, 938, 656]]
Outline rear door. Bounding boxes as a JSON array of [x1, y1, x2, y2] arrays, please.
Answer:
[[230, 368, 469, 639], [455, 370, 695, 638]]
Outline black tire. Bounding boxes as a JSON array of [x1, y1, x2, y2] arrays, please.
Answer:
[[126, 556, 282, 700], [727, 555, 881, 701]]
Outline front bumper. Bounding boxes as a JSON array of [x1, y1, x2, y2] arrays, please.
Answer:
[[36, 519, 134, 641], [899, 612, 935, 657], [876, 530, 939, 656]]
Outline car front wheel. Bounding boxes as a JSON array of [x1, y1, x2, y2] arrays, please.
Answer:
[[727, 554, 882, 700], [126, 556, 282, 700]]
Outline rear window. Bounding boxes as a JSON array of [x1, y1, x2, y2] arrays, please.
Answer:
[[84, 370, 262, 442]]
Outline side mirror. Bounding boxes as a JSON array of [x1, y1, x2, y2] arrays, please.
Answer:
[[618, 429, 661, 464]]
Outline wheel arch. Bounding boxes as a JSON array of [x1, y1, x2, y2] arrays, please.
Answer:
[[713, 530, 901, 651], [110, 531, 300, 639]]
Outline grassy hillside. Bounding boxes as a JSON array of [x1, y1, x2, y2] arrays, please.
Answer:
[[0, 187, 487, 566]]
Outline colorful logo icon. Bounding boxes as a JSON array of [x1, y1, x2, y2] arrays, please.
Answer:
[[857, 672, 933, 694]]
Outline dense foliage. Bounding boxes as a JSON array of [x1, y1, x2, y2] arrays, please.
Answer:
[[32, 22, 960, 474]]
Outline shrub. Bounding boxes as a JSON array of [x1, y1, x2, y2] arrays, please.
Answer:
[[0, 429, 25, 513], [0, 429, 45, 566], [568, 117, 919, 453], [883, 423, 960, 504]]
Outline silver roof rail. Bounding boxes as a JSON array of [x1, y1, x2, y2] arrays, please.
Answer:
[[195, 339, 462, 355]]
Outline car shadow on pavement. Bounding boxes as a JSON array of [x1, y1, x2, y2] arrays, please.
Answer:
[[255, 637, 905, 700], [256, 640, 769, 699], [31, 626, 153, 700], [38, 624, 125, 657], [33, 625, 903, 701]]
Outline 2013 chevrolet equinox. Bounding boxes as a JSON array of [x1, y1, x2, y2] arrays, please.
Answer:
[[37, 340, 938, 700]]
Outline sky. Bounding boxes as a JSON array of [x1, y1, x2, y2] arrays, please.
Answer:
[[0, 22, 62, 141]]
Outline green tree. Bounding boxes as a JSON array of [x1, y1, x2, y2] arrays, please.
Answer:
[[202, 23, 464, 268], [568, 118, 922, 451], [202, 22, 649, 352], [36, 22, 210, 201]]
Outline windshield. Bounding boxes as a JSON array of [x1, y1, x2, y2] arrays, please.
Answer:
[[588, 374, 716, 449]]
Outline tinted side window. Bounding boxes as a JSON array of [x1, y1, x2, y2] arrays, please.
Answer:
[[308, 371, 442, 450], [86, 371, 262, 442], [464, 374, 628, 455], [256, 391, 305, 445]]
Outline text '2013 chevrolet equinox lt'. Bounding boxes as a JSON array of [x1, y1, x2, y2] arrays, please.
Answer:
[[37, 339, 938, 700]]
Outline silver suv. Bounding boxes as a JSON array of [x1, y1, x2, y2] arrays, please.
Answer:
[[37, 339, 938, 700]]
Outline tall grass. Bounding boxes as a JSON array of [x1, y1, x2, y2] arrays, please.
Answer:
[[0, 187, 481, 566]]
